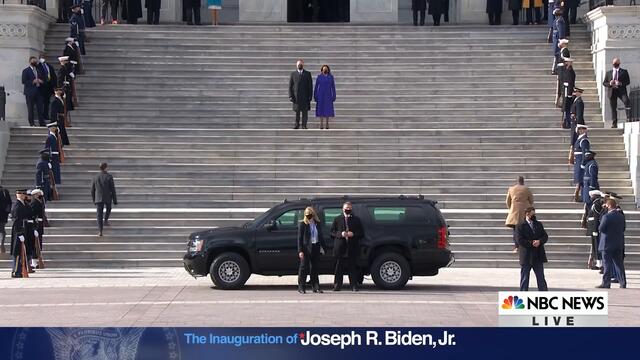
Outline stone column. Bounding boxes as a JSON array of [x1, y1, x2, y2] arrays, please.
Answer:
[[0, 4, 55, 127], [586, 6, 640, 125], [350, 0, 397, 23], [239, 0, 287, 23]]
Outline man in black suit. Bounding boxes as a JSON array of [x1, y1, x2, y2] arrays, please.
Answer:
[[91, 162, 118, 237], [596, 198, 626, 288], [330, 201, 365, 292], [36, 53, 57, 122], [21, 56, 45, 127], [515, 207, 549, 291], [288, 59, 313, 129], [603, 58, 631, 128]]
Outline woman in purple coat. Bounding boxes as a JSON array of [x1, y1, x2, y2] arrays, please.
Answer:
[[314, 65, 336, 130]]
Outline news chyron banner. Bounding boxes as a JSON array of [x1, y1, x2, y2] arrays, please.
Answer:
[[498, 291, 608, 327], [0, 326, 638, 360]]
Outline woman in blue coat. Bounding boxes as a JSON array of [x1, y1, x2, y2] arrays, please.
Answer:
[[314, 65, 336, 130]]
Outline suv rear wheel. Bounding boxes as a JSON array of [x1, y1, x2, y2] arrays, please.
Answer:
[[370, 252, 410, 290], [210, 252, 250, 289]]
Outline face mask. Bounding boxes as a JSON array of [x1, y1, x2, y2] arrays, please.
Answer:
[[613, 63, 620, 68], [39, 58, 45, 63], [305, 214, 313, 219], [344, 209, 352, 215], [323, 70, 328, 74], [30, 61, 37, 66], [297, 65, 303, 70], [530, 215, 537, 221]]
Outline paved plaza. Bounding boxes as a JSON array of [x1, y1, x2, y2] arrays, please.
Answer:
[[0, 268, 637, 327]]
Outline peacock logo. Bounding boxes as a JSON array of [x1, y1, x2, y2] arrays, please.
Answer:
[[501, 295, 525, 310]]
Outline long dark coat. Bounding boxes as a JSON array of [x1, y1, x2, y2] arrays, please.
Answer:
[[10, 200, 32, 257], [487, 0, 503, 13], [288, 70, 313, 112], [508, 0, 522, 11], [516, 219, 549, 266], [122, 0, 143, 21], [412, 0, 427, 11], [145, 0, 161, 10], [428, 0, 447, 15], [0, 187, 11, 224], [330, 214, 364, 258]]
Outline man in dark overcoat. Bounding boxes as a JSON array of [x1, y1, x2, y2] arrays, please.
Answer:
[[288, 59, 313, 129], [412, 0, 427, 26], [515, 207, 549, 291], [330, 202, 365, 292]]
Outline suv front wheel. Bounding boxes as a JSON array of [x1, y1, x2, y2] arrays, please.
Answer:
[[210, 252, 250, 289], [370, 252, 410, 290]]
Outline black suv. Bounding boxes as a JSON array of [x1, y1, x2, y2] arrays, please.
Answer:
[[183, 196, 454, 290]]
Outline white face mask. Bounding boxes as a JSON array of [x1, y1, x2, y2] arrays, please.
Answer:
[[39, 58, 45, 63]]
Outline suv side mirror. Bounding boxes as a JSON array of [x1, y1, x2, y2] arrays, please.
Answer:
[[264, 220, 277, 231]]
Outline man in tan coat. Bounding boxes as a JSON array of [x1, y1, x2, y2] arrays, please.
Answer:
[[506, 176, 535, 252]]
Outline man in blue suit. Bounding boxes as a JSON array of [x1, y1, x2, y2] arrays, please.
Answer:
[[21, 56, 45, 127], [596, 198, 626, 289]]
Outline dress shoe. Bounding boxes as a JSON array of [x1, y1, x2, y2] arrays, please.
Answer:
[[332, 286, 341, 292], [612, 278, 619, 283], [302, 126, 308, 129], [320, 126, 324, 130], [611, 122, 618, 128], [352, 287, 359, 292], [620, 285, 626, 289], [595, 284, 610, 288], [312, 287, 323, 294], [11, 273, 22, 278], [599, 268, 604, 274], [98, 231, 103, 237], [298, 286, 306, 294], [326, 125, 329, 130], [589, 265, 599, 270], [104, 220, 110, 227], [293, 125, 299, 129]]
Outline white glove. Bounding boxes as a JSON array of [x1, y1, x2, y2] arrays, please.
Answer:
[[320, 247, 325, 255], [19, 236, 25, 242], [75, 41, 80, 47], [34, 230, 39, 237], [48, 163, 52, 169], [70, 73, 75, 79]]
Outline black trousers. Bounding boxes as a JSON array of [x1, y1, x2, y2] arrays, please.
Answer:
[[568, 5, 578, 24], [147, 8, 160, 24], [298, 243, 320, 287], [25, 94, 44, 126], [412, 10, 425, 26], [526, 7, 541, 24], [609, 92, 631, 123], [101, 0, 120, 21], [601, 249, 626, 288], [41, 93, 51, 120], [186, 0, 201, 25], [562, 10, 571, 36], [295, 110, 308, 128], [96, 202, 112, 231], [520, 262, 548, 291], [334, 254, 358, 289], [512, 10, 519, 25], [487, 12, 501, 25], [432, 13, 442, 26]]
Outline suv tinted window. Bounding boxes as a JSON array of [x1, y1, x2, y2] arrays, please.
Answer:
[[275, 209, 304, 229], [323, 208, 343, 225], [369, 206, 429, 224]]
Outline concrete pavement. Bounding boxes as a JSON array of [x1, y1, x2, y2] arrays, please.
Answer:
[[0, 267, 637, 327]]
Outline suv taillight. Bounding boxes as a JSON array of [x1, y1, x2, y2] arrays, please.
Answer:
[[437, 226, 449, 249]]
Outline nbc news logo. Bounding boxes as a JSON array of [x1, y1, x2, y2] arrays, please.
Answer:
[[498, 292, 608, 327]]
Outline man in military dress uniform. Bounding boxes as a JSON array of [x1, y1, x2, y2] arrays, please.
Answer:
[[561, 58, 575, 129], [44, 123, 62, 185], [57, 56, 75, 112], [569, 87, 584, 145], [551, 8, 566, 63], [586, 190, 606, 270], [582, 150, 599, 228], [10, 189, 32, 278], [571, 124, 589, 203], [70, 4, 87, 55], [22, 191, 38, 273], [50, 88, 70, 146], [36, 150, 52, 201], [29, 189, 46, 269]]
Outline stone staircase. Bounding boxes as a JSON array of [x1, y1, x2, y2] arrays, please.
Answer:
[[1, 24, 638, 269]]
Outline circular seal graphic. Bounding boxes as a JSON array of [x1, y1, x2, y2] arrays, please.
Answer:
[[11, 327, 181, 360]]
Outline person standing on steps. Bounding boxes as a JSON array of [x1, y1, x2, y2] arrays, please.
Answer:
[[208, 0, 221, 25], [596, 197, 627, 289], [44, 123, 63, 186], [412, 0, 427, 26], [314, 65, 336, 130], [505, 176, 534, 253], [331, 202, 364, 292], [569, 87, 584, 146], [70, 4, 86, 56], [297, 207, 327, 294], [184, 0, 202, 25], [561, 58, 575, 129], [586, 190, 606, 271], [582, 151, 599, 228], [0, 185, 11, 255], [22, 56, 45, 127], [289, 59, 313, 130], [603, 58, 631, 128], [122, 0, 143, 24], [486, 0, 503, 26], [428, 0, 447, 26], [145, 0, 161, 25], [508, 0, 522, 25], [515, 207, 549, 291], [101, 0, 121, 25], [37, 53, 57, 123], [35, 150, 53, 202], [523, 0, 542, 25], [91, 163, 118, 237], [570, 124, 588, 203]]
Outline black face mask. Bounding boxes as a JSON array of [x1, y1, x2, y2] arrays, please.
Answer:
[[30, 62, 37, 66], [297, 65, 303, 70], [344, 209, 352, 215], [530, 215, 537, 221], [305, 214, 313, 219], [613, 63, 620, 68]]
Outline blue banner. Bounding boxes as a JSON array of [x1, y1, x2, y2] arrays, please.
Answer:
[[0, 327, 637, 359]]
